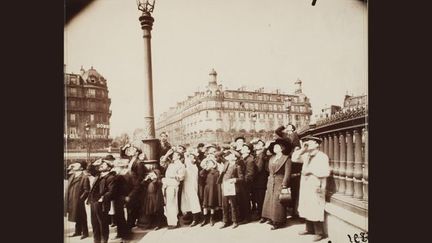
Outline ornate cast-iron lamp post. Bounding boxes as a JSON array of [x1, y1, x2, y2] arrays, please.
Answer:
[[135, 0, 159, 170], [135, 0, 160, 228], [284, 97, 293, 124]]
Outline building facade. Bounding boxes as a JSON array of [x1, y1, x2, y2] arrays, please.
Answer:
[[155, 69, 312, 146], [64, 66, 112, 150], [343, 94, 367, 110]]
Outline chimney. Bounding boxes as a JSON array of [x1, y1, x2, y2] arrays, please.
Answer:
[[294, 79, 302, 94]]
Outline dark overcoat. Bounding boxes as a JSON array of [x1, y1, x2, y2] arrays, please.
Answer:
[[200, 168, 221, 208], [253, 150, 270, 189], [261, 155, 292, 223], [66, 173, 90, 222]]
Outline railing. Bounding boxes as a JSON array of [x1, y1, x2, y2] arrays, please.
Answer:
[[299, 107, 368, 219]]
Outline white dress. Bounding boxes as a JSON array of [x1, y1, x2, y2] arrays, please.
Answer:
[[181, 159, 202, 214], [162, 160, 186, 226], [293, 150, 330, 222]]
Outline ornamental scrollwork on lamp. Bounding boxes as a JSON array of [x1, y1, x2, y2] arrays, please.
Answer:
[[136, 0, 155, 14]]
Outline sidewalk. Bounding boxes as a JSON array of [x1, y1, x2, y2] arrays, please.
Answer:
[[64, 212, 331, 243]]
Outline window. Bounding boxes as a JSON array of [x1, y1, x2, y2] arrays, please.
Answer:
[[87, 89, 96, 98], [239, 93, 243, 99], [269, 105, 273, 111], [70, 114, 76, 122], [274, 104, 278, 110], [89, 101, 96, 109], [70, 100, 76, 107], [269, 114, 274, 119], [235, 102, 239, 109], [90, 114, 94, 122], [69, 127, 77, 135], [258, 95, 263, 100], [249, 94, 253, 99], [239, 112, 245, 118], [255, 103, 259, 110], [69, 88, 77, 96]]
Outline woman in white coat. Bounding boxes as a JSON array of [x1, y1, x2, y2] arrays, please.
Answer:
[[181, 151, 202, 226], [162, 151, 186, 229], [292, 136, 330, 242]]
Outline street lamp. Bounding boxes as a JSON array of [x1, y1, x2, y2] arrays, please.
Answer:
[[251, 111, 257, 136], [84, 121, 91, 162], [136, 0, 161, 228], [284, 97, 293, 125]]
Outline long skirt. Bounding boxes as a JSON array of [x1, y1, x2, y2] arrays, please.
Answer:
[[261, 176, 287, 224], [164, 185, 179, 226]]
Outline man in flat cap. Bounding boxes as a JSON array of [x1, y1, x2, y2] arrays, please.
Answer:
[[292, 136, 330, 242], [65, 161, 90, 239]]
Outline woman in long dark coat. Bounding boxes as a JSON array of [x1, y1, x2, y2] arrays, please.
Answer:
[[142, 168, 165, 230], [199, 148, 222, 226], [261, 139, 293, 230]]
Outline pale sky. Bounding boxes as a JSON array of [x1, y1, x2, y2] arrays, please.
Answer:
[[64, 0, 368, 137]]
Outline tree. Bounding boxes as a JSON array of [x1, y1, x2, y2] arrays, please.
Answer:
[[111, 133, 130, 148]]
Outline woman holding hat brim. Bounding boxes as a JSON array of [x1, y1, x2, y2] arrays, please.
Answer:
[[261, 138, 293, 230], [199, 145, 222, 226]]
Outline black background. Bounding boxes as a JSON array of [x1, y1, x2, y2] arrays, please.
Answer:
[[2, 0, 430, 242]]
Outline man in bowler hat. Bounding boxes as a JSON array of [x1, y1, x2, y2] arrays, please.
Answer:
[[65, 161, 90, 239]]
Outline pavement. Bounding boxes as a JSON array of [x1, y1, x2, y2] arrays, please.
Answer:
[[64, 209, 332, 243]]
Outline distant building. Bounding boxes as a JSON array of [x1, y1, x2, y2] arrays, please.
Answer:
[[314, 94, 367, 124], [64, 66, 112, 150], [314, 105, 342, 121], [155, 69, 312, 146], [343, 94, 367, 110]]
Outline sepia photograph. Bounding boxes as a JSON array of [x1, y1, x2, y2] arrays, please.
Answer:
[[64, 0, 368, 243]]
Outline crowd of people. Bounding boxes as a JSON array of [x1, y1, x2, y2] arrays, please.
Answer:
[[65, 124, 331, 243]]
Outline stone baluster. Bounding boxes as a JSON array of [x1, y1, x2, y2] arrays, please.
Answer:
[[319, 136, 324, 152], [353, 129, 364, 200], [323, 136, 330, 171], [328, 135, 336, 190], [345, 131, 354, 196], [338, 132, 346, 194], [363, 128, 368, 201], [333, 133, 340, 192]]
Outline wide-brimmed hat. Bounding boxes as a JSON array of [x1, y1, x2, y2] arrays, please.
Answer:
[[234, 136, 246, 142], [242, 143, 254, 152], [251, 138, 265, 146], [176, 145, 187, 151], [197, 143, 205, 148], [204, 143, 217, 150], [301, 136, 323, 144], [268, 138, 293, 155]]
